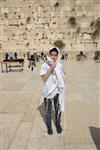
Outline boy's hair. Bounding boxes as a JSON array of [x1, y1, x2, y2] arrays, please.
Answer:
[[49, 47, 59, 55]]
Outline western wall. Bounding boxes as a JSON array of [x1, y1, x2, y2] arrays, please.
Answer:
[[0, 0, 100, 58]]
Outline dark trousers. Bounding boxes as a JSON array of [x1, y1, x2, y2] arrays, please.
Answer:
[[44, 93, 61, 129]]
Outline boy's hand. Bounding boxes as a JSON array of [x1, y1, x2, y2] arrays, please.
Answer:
[[42, 63, 56, 82], [50, 63, 56, 70]]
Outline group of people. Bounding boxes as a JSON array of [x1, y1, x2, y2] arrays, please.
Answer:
[[41, 51, 68, 62], [94, 51, 100, 62], [61, 53, 68, 60], [27, 52, 41, 71], [27, 50, 68, 73], [76, 51, 87, 61], [4, 52, 18, 60], [41, 51, 47, 62]]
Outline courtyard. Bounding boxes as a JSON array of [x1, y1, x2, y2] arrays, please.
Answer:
[[0, 59, 100, 150]]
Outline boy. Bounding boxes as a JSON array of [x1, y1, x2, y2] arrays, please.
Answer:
[[40, 47, 65, 135]]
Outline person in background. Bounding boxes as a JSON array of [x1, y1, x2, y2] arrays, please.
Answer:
[[4, 52, 9, 60], [14, 52, 17, 59]]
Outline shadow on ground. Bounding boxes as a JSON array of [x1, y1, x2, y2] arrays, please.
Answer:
[[89, 126, 100, 150], [38, 101, 56, 128]]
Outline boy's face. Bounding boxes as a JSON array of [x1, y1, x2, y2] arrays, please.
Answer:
[[50, 51, 58, 62]]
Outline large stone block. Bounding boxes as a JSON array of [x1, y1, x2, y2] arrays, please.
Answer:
[[0, 0, 99, 53]]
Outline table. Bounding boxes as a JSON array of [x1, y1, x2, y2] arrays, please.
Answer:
[[1, 58, 24, 72]]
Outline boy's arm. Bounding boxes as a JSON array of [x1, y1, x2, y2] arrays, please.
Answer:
[[63, 68, 66, 75], [61, 63, 66, 75], [42, 64, 56, 82]]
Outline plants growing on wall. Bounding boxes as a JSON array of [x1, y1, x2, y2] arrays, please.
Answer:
[[90, 21, 95, 28], [4, 13, 8, 19], [68, 16, 76, 26], [25, 42, 30, 47], [95, 18, 100, 28], [26, 17, 31, 24], [54, 2, 59, 7], [53, 40, 65, 49], [90, 18, 100, 40]]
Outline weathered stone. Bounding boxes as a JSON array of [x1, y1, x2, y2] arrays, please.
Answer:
[[0, 0, 100, 56]]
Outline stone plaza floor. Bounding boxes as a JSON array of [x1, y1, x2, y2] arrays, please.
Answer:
[[0, 59, 100, 150]]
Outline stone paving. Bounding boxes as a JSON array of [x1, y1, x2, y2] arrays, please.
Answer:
[[0, 59, 100, 150]]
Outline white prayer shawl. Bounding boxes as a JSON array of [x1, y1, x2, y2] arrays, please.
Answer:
[[41, 47, 65, 112]]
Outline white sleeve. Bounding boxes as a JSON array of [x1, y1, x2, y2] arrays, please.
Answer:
[[60, 63, 63, 70], [40, 64, 47, 76]]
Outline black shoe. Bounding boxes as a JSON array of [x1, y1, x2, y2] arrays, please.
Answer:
[[31, 67, 33, 71], [56, 125, 62, 134], [47, 128, 53, 135]]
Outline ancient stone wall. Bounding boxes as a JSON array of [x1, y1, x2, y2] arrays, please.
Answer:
[[0, 0, 100, 58]]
